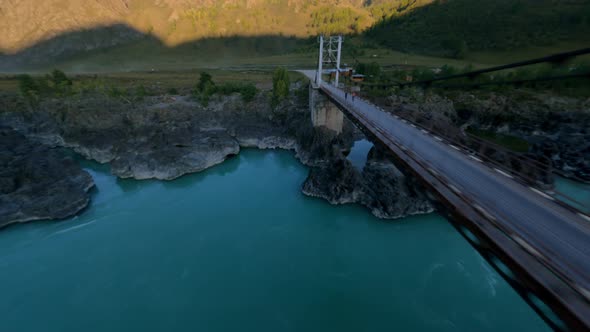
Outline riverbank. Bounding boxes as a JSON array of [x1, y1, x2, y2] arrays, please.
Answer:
[[0, 87, 433, 227], [0, 127, 94, 225]]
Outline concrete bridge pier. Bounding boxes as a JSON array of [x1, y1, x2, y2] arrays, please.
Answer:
[[309, 84, 343, 134]]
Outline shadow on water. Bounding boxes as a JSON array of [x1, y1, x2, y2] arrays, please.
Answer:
[[347, 139, 374, 171]]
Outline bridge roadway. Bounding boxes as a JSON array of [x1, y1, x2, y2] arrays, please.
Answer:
[[301, 70, 590, 330]]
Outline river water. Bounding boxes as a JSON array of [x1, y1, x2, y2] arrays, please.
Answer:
[[0, 149, 552, 331]]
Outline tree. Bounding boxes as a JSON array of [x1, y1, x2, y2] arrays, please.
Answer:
[[196, 72, 214, 93], [17, 74, 38, 98], [240, 84, 257, 102], [366, 62, 381, 78], [442, 38, 468, 59], [195, 72, 217, 106], [48, 69, 73, 96], [355, 62, 381, 80], [50, 69, 71, 86], [272, 67, 290, 106]]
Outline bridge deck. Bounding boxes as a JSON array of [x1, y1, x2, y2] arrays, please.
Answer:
[[301, 70, 590, 330]]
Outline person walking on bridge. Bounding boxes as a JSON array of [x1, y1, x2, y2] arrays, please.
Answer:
[[352, 92, 356, 103], [345, 91, 348, 101]]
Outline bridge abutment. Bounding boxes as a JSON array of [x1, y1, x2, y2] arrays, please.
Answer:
[[309, 84, 344, 134]]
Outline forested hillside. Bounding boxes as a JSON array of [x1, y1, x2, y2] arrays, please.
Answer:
[[365, 0, 590, 58]]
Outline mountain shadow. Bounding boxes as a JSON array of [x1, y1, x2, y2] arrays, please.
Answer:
[[0, 24, 312, 72], [0, 24, 150, 71]]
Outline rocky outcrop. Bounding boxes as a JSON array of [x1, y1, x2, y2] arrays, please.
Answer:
[[302, 146, 434, 219], [387, 88, 590, 182], [0, 127, 94, 228], [0, 91, 435, 222], [529, 129, 590, 181], [110, 128, 240, 180], [453, 92, 590, 182], [1, 94, 302, 180]]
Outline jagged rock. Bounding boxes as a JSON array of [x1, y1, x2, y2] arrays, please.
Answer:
[[302, 159, 364, 205], [302, 146, 434, 219], [0, 127, 94, 228], [1, 92, 436, 221], [110, 129, 240, 180]]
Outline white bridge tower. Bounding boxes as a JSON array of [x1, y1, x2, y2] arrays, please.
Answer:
[[316, 35, 343, 87]]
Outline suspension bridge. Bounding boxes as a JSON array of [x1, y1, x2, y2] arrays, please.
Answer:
[[301, 37, 590, 331]]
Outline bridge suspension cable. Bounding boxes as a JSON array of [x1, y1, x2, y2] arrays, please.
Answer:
[[400, 47, 590, 87]]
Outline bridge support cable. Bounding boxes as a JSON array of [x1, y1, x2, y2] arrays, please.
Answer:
[[348, 48, 590, 91], [400, 47, 590, 87]]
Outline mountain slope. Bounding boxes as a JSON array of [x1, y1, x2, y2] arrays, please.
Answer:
[[365, 0, 590, 58], [1, 0, 588, 70], [0, 0, 412, 53]]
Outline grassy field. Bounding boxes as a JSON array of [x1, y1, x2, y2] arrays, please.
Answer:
[[465, 41, 590, 66], [44, 45, 502, 74], [8, 35, 583, 76], [2, 37, 585, 95], [0, 68, 310, 95]]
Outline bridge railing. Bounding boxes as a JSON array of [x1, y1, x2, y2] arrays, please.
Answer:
[[344, 48, 590, 213], [324, 75, 590, 215], [378, 103, 590, 216]]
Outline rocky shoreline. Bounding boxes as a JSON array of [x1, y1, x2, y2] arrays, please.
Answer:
[[302, 147, 434, 218], [0, 91, 434, 227], [385, 88, 590, 182], [0, 127, 94, 228]]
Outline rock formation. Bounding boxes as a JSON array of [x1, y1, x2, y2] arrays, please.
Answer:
[[0, 91, 436, 224], [0, 127, 94, 228]]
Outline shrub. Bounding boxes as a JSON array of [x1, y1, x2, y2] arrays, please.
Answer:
[[136, 85, 148, 98], [240, 83, 257, 102], [107, 86, 126, 98], [218, 82, 258, 102], [217, 82, 242, 95], [48, 69, 73, 96]]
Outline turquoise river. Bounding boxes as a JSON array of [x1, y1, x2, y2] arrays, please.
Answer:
[[0, 149, 557, 331]]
